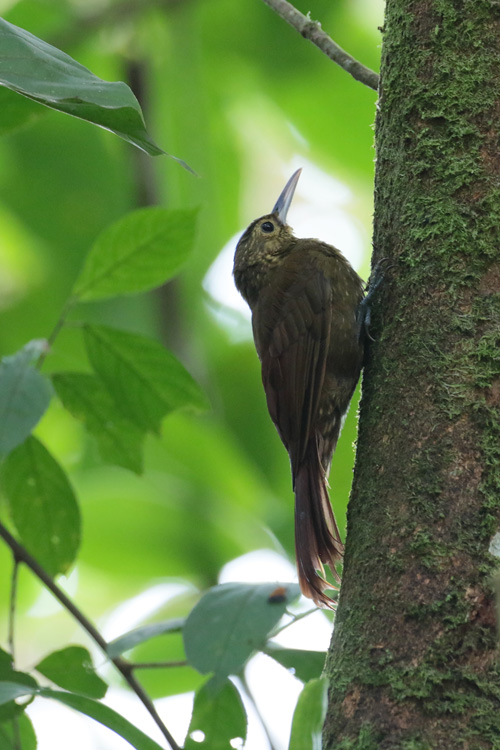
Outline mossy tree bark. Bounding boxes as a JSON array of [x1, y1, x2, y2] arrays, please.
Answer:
[[323, 1, 500, 748]]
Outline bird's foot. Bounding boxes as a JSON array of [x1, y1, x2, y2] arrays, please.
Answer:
[[357, 258, 393, 341]]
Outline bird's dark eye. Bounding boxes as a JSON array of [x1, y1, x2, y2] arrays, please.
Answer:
[[261, 221, 274, 233]]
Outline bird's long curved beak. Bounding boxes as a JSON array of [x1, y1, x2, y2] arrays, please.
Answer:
[[272, 168, 302, 224]]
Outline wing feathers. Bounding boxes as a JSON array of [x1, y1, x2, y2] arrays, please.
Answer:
[[256, 267, 331, 476]]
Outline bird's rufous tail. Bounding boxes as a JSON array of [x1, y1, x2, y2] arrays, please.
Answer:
[[294, 444, 343, 608]]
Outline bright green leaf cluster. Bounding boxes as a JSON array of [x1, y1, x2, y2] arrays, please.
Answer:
[[0, 647, 107, 749], [50, 206, 204, 472], [52, 322, 207, 474], [180, 582, 331, 747], [0, 644, 173, 750], [0, 207, 201, 573], [99, 582, 326, 749], [0, 681, 165, 750]]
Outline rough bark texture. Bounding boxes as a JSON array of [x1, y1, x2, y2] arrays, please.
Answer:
[[323, 1, 500, 748]]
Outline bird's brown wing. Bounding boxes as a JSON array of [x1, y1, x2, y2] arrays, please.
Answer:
[[253, 264, 332, 480]]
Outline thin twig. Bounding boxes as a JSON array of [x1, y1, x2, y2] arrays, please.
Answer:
[[8, 559, 22, 750], [36, 296, 78, 371], [8, 558, 19, 664], [261, 0, 379, 91], [0, 521, 181, 750], [239, 673, 279, 750], [269, 606, 319, 638]]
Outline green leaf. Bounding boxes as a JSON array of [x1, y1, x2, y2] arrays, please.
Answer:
[[289, 677, 328, 750], [0, 339, 53, 459], [107, 618, 185, 659], [263, 644, 326, 683], [184, 678, 247, 750], [0, 712, 37, 750], [0, 682, 36, 706], [0, 684, 166, 750], [0, 18, 191, 164], [73, 207, 198, 301], [0, 651, 38, 721], [1, 437, 80, 576], [42, 689, 167, 750], [183, 582, 301, 681], [36, 646, 107, 699], [84, 325, 208, 433], [52, 373, 145, 474]]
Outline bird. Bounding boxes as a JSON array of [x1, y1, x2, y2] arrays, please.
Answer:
[[233, 169, 365, 607]]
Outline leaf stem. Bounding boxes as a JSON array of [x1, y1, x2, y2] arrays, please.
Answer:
[[269, 607, 319, 637], [0, 520, 181, 750], [239, 673, 279, 750], [36, 296, 79, 371]]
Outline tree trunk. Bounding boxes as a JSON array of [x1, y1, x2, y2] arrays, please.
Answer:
[[323, 1, 500, 747]]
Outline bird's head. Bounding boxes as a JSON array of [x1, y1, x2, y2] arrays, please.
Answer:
[[233, 169, 301, 279]]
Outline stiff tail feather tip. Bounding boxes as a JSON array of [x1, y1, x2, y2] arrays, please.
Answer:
[[294, 449, 343, 608]]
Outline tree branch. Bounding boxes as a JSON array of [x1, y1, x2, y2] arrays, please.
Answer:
[[260, 0, 379, 91], [8, 558, 19, 663], [0, 521, 181, 750]]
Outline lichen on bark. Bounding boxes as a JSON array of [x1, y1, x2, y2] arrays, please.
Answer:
[[323, 1, 500, 748]]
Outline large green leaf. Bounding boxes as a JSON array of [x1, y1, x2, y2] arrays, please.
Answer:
[[0, 339, 53, 459], [73, 207, 198, 301], [1, 437, 80, 576], [107, 618, 185, 659], [184, 678, 247, 750], [183, 582, 301, 681], [52, 372, 145, 474], [0, 18, 189, 163], [0, 684, 166, 750], [289, 677, 328, 750], [84, 325, 208, 433], [36, 646, 107, 699], [263, 643, 326, 683]]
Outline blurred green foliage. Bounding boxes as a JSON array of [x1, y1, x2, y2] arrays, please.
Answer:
[[0, 0, 382, 744]]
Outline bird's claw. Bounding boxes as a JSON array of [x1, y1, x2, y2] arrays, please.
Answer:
[[357, 258, 393, 342]]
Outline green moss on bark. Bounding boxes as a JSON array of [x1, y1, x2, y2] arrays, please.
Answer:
[[323, 1, 500, 748]]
